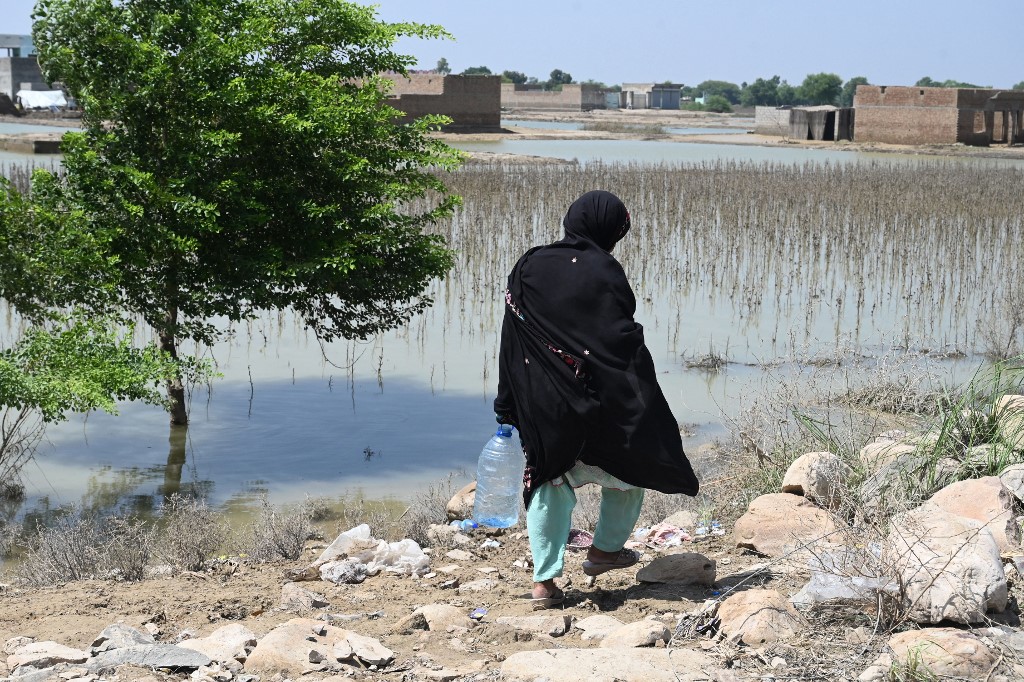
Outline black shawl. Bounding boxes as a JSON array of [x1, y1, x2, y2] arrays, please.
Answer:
[[494, 190, 699, 506]]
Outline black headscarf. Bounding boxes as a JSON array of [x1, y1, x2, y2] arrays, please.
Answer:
[[495, 190, 699, 506]]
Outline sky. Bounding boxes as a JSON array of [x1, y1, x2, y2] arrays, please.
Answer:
[[3, 0, 1020, 89]]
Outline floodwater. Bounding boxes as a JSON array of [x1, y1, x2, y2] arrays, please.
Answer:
[[501, 119, 747, 136], [0, 128, 1017, 533]]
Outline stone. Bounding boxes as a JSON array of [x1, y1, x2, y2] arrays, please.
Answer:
[[599, 620, 670, 648], [929, 476, 1020, 551], [280, 582, 330, 611], [393, 612, 429, 633], [885, 502, 1007, 624], [717, 589, 802, 646], [859, 439, 916, 470], [445, 549, 474, 562], [415, 604, 476, 631], [996, 394, 1024, 450], [446, 481, 476, 521], [780, 451, 851, 509], [178, 624, 258, 663], [885, 629, 999, 679], [574, 615, 625, 642], [661, 510, 697, 530], [4, 637, 34, 655], [8, 642, 90, 670], [999, 463, 1024, 504], [635, 553, 715, 586], [457, 578, 496, 593], [501, 648, 716, 682], [91, 624, 155, 652], [495, 615, 573, 637], [426, 523, 458, 547], [732, 493, 841, 557], [334, 633, 394, 666], [243, 618, 351, 676], [87, 644, 212, 671]]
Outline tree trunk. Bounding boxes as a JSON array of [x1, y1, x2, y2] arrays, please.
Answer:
[[161, 424, 187, 499], [158, 309, 188, 425]]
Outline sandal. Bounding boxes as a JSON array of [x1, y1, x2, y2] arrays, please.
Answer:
[[582, 548, 640, 577], [528, 589, 566, 610]]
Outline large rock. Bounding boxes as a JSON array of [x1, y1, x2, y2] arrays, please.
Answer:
[[495, 614, 573, 637], [177, 623, 257, 663], [884, 629, 999, 679], [333, 632, 394, 667], [446, 481, 476, 521], [996, 394, 1024, 450], [501, 648, 716, 682], [88, 644, 212, 671], [733, 493, 841, 557], [599, 620, 670, 648], [243, 618, 349, 675], [574, 615, 625, 642], [885, 503, 1007, 624], [413, 604, 476, 631], [929, 476, 1020, 551], [91, 624, 155, 653], [717, 589, 802, 646], [781, 451, 851, 509], [635, 553, 715, 586], [859, 438, 916, 470], [8, 642, 89, 670]]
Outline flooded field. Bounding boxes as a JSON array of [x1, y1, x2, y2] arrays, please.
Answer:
[[2, 139, 1023, 532]]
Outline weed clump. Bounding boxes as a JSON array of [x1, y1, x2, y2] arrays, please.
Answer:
[[155, 494, 229, 572]]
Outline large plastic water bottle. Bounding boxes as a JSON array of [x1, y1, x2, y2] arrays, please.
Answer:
[[472, 425, 525, 528]]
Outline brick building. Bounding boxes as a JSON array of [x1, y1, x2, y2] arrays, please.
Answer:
[[854, 85, 1024, 146], [500, 83, 606, 111], [383, 73, 501, 131]]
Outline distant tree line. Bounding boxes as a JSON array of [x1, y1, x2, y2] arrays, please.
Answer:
[[433, 59, 1024, 107]]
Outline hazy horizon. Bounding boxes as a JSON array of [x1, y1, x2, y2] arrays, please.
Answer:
[[3, 1, 1020, 90]]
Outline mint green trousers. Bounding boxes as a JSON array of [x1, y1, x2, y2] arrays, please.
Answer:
[[526, 481, 644, 582]]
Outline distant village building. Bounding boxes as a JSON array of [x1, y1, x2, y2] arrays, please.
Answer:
[[619, 83, 683, 110], [0, 35, 47, 101], [754, 105, 854, 141], [383, 73, 501, 131], [500, 83, 606, 111], [854, 85, 1024, 146]]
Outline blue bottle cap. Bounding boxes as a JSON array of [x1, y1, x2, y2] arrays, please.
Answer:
[[496, 424, 513, 437]]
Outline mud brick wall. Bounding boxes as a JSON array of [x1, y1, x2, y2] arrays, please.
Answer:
[[854, 85, 961, 144], [386, 74, 500, 130]]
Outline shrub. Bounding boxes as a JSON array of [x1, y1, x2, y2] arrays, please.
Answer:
[[156, 494, 228, 572]]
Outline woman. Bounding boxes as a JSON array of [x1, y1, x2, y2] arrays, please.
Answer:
[[494, 190, 699, 609]]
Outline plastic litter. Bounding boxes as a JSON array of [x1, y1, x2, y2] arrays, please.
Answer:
[[480, 539, 501, 549], [791, 546, 895, 607], [566, 528, 594, 550], [317, 524, 430, 583], [450, 519, 478, 531], [631, 523, 693, 547], [469, 607, 488, 621]]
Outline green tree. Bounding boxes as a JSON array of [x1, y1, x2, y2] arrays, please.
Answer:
[[695, 80, 741, 104], [462, 66, 493, 76], [1014, 82, 1024, 91], [797, 73, 843, 105], [435, 57, 451, 75], [703, 95, 733, 113], [547, 69, 574, 90], [740, 76, 781, 106], [840, 76, 869, 107], [501, 70, 528, 84], [20, 0, 462, 425], [776, 81, 797, 105], [915, 76, 984, 88]]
